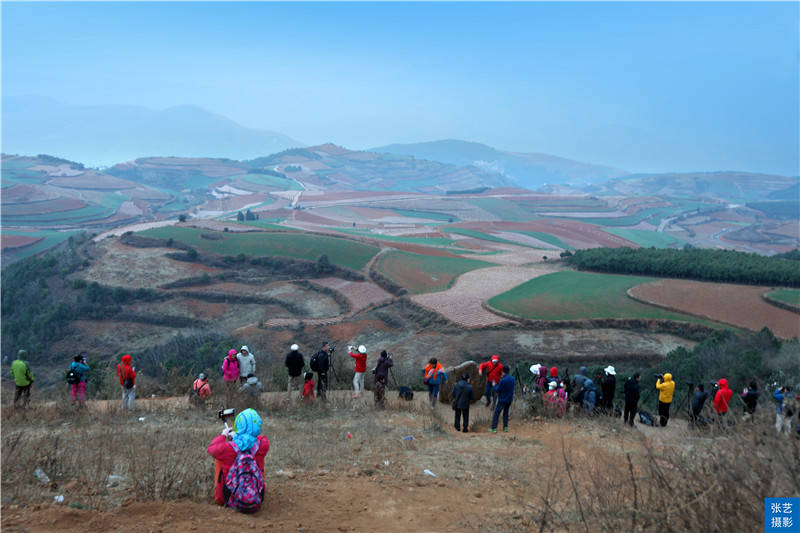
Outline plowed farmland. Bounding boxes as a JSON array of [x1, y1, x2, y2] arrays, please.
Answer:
[[630, 280, 800, 339], [375, 250, 495, 294]]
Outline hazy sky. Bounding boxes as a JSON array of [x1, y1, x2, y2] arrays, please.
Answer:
[[2, 2, 798, 175]]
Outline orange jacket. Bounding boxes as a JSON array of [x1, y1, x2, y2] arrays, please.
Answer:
[[424, 363, 444, 382], [193, 379, 211, 399]]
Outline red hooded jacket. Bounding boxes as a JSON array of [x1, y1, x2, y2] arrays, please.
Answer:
[[713, 379, 733, 414], [116, 355, 136, 387], [479, 358, 503, 385], [302, 379, 315, 400]]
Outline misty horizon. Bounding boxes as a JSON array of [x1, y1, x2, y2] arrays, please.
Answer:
[[2, 2, 798, 176]]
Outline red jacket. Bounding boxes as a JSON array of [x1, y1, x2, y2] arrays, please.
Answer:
[[713, 379, 733, 414], [349, 351, 367, 373], [116, 355, 136, 387], [302, 380, 315, 400], [479, 360, 503, 385], [207, 434, 269, 505]]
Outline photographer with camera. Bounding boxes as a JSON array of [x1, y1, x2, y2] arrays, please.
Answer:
[[349, 344, 368, 399], [622, 373, 640, 427], [207, 408, 269, 511], [741, 381, 759, 422], [689, 383, 709, 425], [655, 372, 675, 427], [373, 350, 394, 408], [310, 342, 332, 401]]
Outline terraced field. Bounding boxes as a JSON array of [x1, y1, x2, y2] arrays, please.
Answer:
[[604, 228, 686, 248], [139, 226, 379, 271], [488, 271, 720, 324], [375, 250, 495, 294], [765, 288, 800, 309]]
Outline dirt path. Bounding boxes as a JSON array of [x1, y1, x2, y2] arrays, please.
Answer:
[[411, 264, 559, 327]]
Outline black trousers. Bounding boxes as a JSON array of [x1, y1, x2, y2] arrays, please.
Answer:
[[658, 400, 671, 427], [623, 401, 637, 426], [454, 408, 470, 431], [316, 372, 328, 399]]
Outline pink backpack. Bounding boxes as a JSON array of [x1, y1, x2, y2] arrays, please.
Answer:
[[225, 441, 265, 513]]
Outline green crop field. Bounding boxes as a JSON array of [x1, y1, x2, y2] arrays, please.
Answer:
[[488, 271, 721, 324], [139, 226, 378, 271], [391, 209, 456, 222], [764, 289, 800, 308], [604, 229, 686, 249], [332, 228, 458, 247], [2, 229, 82, 261], [469, 198, 534, 222], [446, 227, 542, 248], [1, 204, 115, 225], [512, 231, 574, 250], [237, 174, 302, 190], [375, 250, 495, 294]]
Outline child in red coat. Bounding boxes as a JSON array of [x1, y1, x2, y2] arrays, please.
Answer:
[[302, 372, 315, 402]]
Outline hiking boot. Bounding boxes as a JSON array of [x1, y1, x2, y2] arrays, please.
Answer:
[[463, 428, 469, 433], [489, 428, 497, 433], [454, 426, 461, 432], [503, 427, 509, 433]]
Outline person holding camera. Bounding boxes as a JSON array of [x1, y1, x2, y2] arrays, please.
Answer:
[[207, 408, 269, 509], [452, 373, 474, 432], [310, 342, 332, 401], [655, 372, 675, 427], [69, 355, 90, 407], [690, 384, 709, 425], [741, 381, 759, 422], [712, 378, 733, 425], [373, 350, 394, 407], [349, 345, 368, 399]]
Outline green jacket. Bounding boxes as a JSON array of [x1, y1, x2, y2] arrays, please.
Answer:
[[10, 359, 34, 387]]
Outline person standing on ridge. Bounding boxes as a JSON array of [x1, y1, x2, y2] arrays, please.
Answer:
[[310, 342, 331, 401], [222, 349, 240, 394], [655, 372, 675, 427], [349, 345, 368, 399], [373, 350, 394, 408], [285, 344, 305, 401], [116, 354, 137, 410], [601, 366, 617, 412], [237, 346, 256, 385], [690, 384, 709, 425], [622, 373, 640, 427], [489, 365, 515, 433], [69, 355, 90, 407], [452, 373, 474, 432], [741, 381, 759, 421], [713, 378, 733, 425], [478, 355, 503, 408], [11, 349, 34, 409], [423, 358, 447, 407]]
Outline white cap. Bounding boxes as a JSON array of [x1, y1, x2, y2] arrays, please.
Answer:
[[604, 365, 616, 376], [290, 344, 299, 351], [358, 345, 366, 354], [548, 381, 558, 390], [530, 364, 542, 376], [240, 346, 249, 353]]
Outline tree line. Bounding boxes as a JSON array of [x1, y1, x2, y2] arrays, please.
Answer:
[[564, 247, 800, 287]]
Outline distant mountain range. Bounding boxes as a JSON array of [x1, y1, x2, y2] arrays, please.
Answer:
[[2, 95, 304, 167], [370, 139, 628, 190]]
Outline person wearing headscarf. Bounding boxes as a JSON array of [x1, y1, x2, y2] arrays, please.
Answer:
[[207, 408, 270, 506]]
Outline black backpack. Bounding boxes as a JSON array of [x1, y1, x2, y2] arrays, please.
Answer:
[[398, 386, 414, 401], [638, 410, 655, 426], [310, 353, 319, 372], [66, 368, 81, 385]]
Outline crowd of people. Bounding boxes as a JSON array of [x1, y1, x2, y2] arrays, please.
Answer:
[[7, 346, 800, 515]]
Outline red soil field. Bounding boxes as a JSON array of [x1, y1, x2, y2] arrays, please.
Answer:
[[48, 172, 138, 190], [630, 279, 799, 339], [293, 210, 349, 226], [1, 234, 42, 250], [2, 184, 49, 203], [386, 242, 461, 258], [454, 219, 638, 249], [3, 197, 87, 216]]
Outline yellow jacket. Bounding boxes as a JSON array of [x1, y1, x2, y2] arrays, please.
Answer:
[[656, 373, 675, 403]]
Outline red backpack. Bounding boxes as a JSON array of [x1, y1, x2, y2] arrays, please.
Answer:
[[225, 441, 265, 513]]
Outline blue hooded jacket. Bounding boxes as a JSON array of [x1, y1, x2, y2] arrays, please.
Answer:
[[583, 379, 597, 411], [70, 361, 90, 383]]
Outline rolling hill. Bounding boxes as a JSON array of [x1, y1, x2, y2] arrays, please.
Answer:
[[370, 139, 628, 189], [2, 95, 304, 167]]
